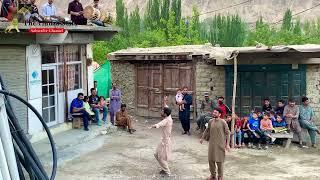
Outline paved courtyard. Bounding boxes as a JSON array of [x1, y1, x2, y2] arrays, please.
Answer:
[[51, 120, 320, 180]]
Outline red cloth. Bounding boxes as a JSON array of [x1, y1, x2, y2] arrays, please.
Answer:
[[218, 104, 227, 118]]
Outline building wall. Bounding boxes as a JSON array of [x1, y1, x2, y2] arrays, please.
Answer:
[[195, 61, 225, 113], [306, 64, 320, 125], [0, 46, 28, 131], [110, 61, 136, 114]]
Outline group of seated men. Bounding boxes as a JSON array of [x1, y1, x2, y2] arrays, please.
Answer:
[[0, 0, 107, 26], [70, 89, 135, 133], [197, 94, 320, 149]]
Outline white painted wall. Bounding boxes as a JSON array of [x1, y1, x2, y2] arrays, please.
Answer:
[[26, 45, 43, 135], [87, 44, 94, 94]]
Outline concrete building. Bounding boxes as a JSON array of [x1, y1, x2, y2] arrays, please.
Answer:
[[0, 23, 118, 141], [108, 44, 320, 125]]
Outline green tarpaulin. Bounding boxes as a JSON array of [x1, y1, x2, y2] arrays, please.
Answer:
[[94, 61, 112, 98]]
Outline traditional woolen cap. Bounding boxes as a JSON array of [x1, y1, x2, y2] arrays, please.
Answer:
[[204, 92, 209, 97]]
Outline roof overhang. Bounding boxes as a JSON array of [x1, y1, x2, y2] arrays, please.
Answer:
[[108, 44, 320, 65], [0, 23, 120, 45]]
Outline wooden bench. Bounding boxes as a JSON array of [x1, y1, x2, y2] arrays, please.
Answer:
[[71, 113, 92, 129], [271, 133, 294, 149]]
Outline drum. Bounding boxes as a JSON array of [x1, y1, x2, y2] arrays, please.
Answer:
[[83, 5, 100, 20]]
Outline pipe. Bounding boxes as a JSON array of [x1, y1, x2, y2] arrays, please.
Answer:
[[0, 136, 11, 180], [0, 90, 57, 180], [0, 75, 57, 180], [0, 90, 20, 180]]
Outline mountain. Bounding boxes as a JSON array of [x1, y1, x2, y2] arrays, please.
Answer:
[[36, 0, 320, 23]]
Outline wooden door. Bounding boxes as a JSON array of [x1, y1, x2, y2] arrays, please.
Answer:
[[136, 62, 194, 118], [226, 65, 306, 117]]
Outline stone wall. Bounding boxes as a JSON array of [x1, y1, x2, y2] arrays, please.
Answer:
[[306, 65, 320, 125], [195, 61, 225, 114], [110, 61, 136, 114]]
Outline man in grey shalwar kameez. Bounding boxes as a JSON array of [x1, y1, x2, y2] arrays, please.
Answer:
[[149, 107, 173, 177], [200, 108, 230, 180]]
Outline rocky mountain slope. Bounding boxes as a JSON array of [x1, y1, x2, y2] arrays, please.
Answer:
[[35, 0, 320, 23]]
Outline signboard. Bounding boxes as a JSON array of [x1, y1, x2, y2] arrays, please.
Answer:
[[27, 45, 42, 100]]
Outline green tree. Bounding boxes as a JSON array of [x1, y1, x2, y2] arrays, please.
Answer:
[[129, 6, 141, 35], [116, 0, 125, 28], [282, 9, 293, 31]]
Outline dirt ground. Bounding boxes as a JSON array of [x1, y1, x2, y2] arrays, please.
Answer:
[[55, 120, 320, 180]]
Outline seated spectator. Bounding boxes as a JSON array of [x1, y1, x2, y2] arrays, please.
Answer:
[[260, 113, 275, 149], [234, 114, 242, 148], [241, 116, 251, 147], [273, 114, 287, 133], [41, 0, 63, 22], [90, 0, 105, 26], [275, 99, 285, 115], [196, 92, 215, 132], [98, 96, 107, 111], [68, 0, 87, 25], [116, 104, 135, 134], [262, 98, 273, 113], [26, 0, 43, 22], [70, 93, 90, 131], [217, 96, 231, 119], [89, 88, 107, 126], [0, 0, 16, 21], [248, 112, 262, 149], [269, 111, 276, 122], [299, 96, 320, 148], [83, 96, 94, 116]]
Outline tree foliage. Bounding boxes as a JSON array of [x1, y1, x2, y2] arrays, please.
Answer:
[[93, 4, 320, 65]]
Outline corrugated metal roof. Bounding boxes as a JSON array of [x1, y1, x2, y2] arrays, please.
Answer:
[[108, 44, 320, 61]]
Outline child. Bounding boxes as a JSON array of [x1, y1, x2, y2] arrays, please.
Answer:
[[175, 89, 184, 111], [270, 111, 276, 122], [260, 113, 275, 149], [275, 100, 285, 115], [248, 112, 262, 149], [83, 96, 94, 116], [272, 114, 287, 133], [241, 116, 251, 147], [235, 115, 242, 148], [98, 96, 107, 111]]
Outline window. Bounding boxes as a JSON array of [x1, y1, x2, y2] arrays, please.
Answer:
[[58, 45, 83, 92], [41, 46, 57, 64]]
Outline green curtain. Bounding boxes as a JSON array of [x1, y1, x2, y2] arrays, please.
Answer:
[[94, 61, 112, 98]]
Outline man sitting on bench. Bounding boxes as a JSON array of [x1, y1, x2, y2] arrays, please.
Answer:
[[70, 93, 90, 131], [116, 104, 135, 134]]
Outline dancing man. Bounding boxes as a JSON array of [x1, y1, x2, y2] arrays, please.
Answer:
[[149, 107, 173, 177]]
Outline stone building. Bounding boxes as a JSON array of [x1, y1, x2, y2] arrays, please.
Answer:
[[108, 44, 320, 125]]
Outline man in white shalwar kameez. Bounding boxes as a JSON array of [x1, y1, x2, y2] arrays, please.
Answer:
[[149, 107, 173, 177]]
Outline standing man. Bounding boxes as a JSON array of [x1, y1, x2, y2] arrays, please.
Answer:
[[109, 82, 122, 125], [197, 92, 215, 131], [68, 0, 87, 25], [149, 107, 173, 177], [70, 93, 90, 131], [93, 80, 98, 96], [299, 97, 320, 148], [89, 88, 107, 125], [200, 108, 230, 180], [178, 87, 192, 135], [116, 104, 135, 134], [284, 99, 305, 148]]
